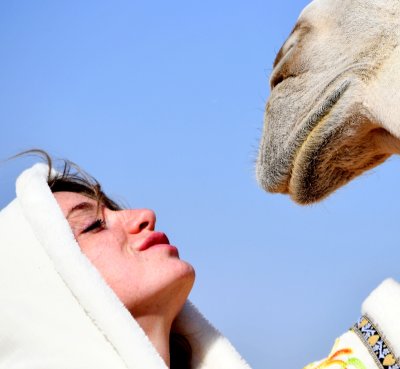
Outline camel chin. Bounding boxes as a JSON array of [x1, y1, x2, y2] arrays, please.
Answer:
[[257, 0, 400, 204]]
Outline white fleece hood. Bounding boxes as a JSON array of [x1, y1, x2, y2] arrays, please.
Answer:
[[0, 163, 251, 369]]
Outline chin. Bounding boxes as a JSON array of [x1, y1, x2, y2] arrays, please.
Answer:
[[176, 259, 196, 289], [169, 259, 196, 302]]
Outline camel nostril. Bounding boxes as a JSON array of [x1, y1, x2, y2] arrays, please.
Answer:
[[271, 74, 285, 89], [270, 72, 296, 90]]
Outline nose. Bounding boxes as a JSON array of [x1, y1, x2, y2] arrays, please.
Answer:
[[123, 208, 156, 234]]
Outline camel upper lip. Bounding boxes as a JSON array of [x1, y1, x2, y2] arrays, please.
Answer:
[[289, 79, 351, 169], [138, 232, 170, 251]]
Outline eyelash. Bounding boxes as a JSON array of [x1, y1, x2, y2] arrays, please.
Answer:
[[82, 219, 106, 234]]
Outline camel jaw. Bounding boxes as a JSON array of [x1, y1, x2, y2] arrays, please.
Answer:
[[256, 79, 390, 204]]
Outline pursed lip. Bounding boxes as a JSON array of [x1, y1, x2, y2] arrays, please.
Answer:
[[137, 232, 171, 251]]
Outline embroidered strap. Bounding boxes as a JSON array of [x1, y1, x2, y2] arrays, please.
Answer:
[[352, 316, 400, 369]]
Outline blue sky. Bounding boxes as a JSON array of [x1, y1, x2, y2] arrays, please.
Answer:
[[1, 1, 399, 368]]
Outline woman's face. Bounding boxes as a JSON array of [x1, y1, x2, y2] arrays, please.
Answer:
[[53, 191, 195, 317]]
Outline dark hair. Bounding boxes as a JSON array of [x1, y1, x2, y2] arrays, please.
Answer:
[[14, 150, 192, 369]]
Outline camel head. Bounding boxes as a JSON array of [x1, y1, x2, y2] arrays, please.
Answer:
[[257, 0, 400, 204]]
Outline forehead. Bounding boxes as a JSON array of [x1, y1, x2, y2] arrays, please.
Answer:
[[53, 192, 97, 215], [300, 0, 352, 17], [288, 0, 399, 68], [300, 0, 399, 25]]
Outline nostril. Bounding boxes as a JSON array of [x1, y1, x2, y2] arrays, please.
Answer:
[[139, 221, 149, 231], [271, 74, 285, 89], [270, 72, 296, 90]]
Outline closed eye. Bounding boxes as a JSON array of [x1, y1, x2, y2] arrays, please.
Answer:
[[82, 219, 105, 234]]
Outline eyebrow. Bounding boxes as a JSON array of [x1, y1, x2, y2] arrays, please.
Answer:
[[66, 202, 97, 219]]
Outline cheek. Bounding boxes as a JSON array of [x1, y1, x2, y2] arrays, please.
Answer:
[[82, 243, 145, 305], [78, 230, 123, 260], [77, 232, 134, 282]]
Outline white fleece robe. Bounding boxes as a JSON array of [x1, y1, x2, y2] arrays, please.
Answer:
[[304, 280, 400, 369], [0, 163, 252, 369]]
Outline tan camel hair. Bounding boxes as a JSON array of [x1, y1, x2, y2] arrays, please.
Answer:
[[257, 0, 400, 204]]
